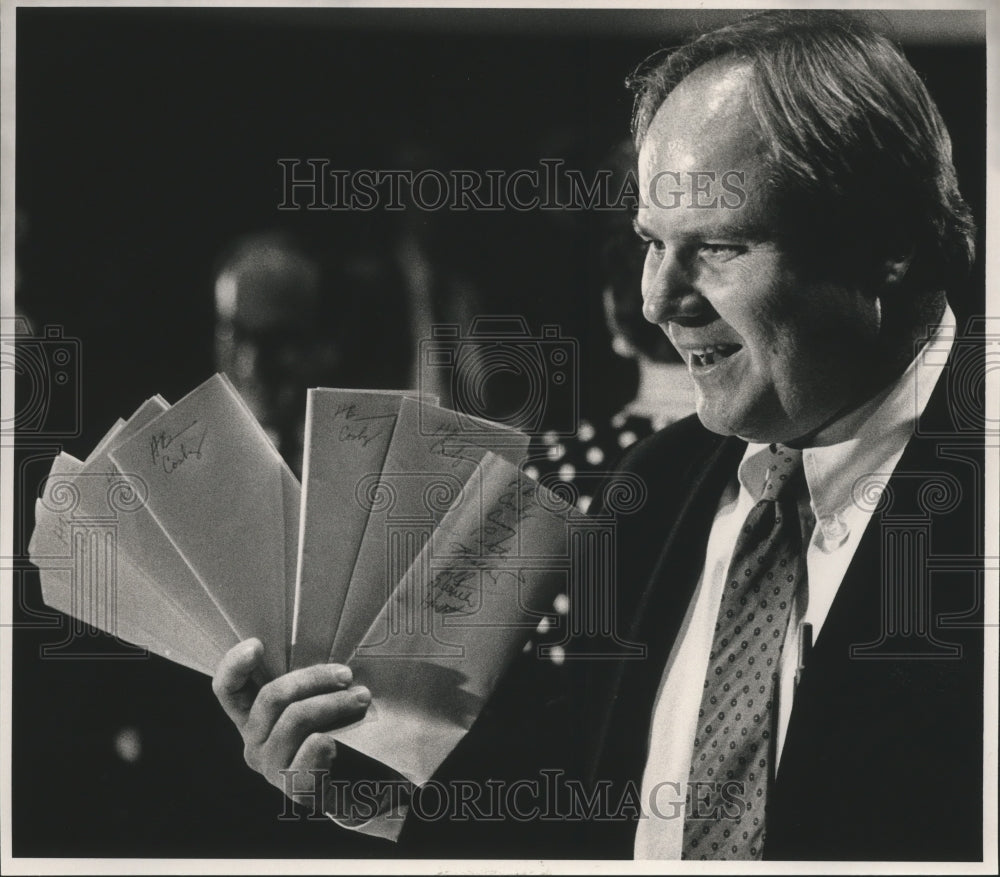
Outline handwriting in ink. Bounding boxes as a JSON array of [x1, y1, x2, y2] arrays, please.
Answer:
[[427, 424, 475, 467], [150, 421, 207, 474], [333, 403, 395, 448], [481, 478, 540, 556], [486, 568, 526, 590], [423, 568, 478, 615], [53, 515, 70, 546]]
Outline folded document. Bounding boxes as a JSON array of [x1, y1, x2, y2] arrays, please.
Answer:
[[29, 373, 575, 839]]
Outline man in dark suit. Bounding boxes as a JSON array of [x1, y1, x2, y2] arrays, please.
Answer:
[[580, 9, 984, 860], [212, 11, 985, 861]]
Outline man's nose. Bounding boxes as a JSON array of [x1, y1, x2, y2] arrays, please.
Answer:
[[641, 249, 700, 325]]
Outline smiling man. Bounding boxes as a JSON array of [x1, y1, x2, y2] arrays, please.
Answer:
[[611, 10, 983, 860], [212, 10, 985, 862], [633, 58, 886, 444]]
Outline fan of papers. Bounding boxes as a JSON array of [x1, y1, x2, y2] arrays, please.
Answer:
[[29, 373, 581, 790]]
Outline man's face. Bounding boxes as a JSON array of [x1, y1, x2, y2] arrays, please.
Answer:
[[635, 61, 882, 444]]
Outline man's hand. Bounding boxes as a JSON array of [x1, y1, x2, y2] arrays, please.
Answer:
[[212, 638, 371, 798]]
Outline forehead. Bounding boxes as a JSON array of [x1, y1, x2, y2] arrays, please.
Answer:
[[637, 60, 773, 232], [639, 59, 761, 173]]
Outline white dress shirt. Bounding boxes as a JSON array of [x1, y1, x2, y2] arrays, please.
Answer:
[[633, 306, 956, 859]]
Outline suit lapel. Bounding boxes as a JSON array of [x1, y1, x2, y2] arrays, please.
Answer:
[[586, 431, 745, 788], [800, 347, 966, 663], [766, 346, 984, 858]]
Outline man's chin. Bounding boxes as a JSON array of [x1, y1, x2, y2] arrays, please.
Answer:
[[693, 402, 741, 438], [695, 413, 737, 437], [694, 402, 789, 444]]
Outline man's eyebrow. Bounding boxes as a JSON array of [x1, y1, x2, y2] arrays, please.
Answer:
[[631, 213, 770, 242]]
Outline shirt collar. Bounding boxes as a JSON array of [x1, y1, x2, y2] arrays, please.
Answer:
[[738, 305, 956, 530]]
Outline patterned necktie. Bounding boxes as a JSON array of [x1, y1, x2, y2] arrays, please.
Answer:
[[682, 443, 806, 860]]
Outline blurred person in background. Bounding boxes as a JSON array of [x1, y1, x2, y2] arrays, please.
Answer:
[[529, 140, 695, 515], [213, 231, 412, 473]]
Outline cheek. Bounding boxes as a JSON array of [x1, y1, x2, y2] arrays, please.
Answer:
[[764, 307, 870, 401], [704, 261, 789, 340], [741, 275, 858, 354], [729, 302, 821, 391], [640, 248, 658, 293]]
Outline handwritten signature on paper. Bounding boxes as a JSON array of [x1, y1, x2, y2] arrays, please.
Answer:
[[333, 403, 395, 448], [427, 423, 478, 467], [53, 515, 70, 547], [423, 568, 478, 615], [424, 477, 539, 614], [150, 420, 208, 474]]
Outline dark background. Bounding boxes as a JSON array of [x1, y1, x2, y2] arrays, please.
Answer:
[[11, 6, 986, 858]]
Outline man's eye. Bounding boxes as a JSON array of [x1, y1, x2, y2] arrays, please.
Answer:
[[643, 238, 665, 254], [699, 243, 744, 261]]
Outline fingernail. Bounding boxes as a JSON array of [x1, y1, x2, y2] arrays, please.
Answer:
[[241, 639, 261, 659], [333, 666, 353, 685], [354, 686, 371, 705]]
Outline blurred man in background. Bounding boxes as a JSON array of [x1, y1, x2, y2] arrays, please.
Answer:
[[214, 232, 412, 473]]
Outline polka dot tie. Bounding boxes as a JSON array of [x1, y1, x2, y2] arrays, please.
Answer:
[[681, 444, 806, 860]]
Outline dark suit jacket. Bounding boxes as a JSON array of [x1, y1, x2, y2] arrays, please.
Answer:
[[395, 344, 984, 861]]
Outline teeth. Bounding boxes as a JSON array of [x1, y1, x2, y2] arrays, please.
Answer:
[[690, 344, 740, 367]]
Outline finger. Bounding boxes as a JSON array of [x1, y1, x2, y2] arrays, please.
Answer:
[[288, 730, 339, 775], [280, 731, 340, 811], [212, 638, 264, 731], [259, 685, 371, 782], [244, 663, 355, 747]]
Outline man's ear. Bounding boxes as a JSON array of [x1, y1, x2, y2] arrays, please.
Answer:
[[867, 244, 914, 298]]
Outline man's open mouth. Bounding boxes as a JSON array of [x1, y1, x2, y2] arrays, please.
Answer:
[[688, 343, 743, 367]]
